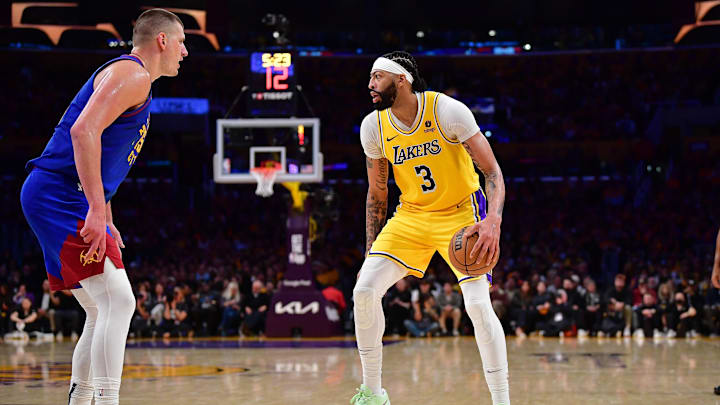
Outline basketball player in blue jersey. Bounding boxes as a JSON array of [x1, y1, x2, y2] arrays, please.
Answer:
[[20, 9, 187, 405], [351, 52, 509, 405]]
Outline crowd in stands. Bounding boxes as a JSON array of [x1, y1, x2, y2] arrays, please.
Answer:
[[1, 154, 718, 340]]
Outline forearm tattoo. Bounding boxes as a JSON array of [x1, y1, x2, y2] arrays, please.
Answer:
[[375, 159, 388, 191], [365, 157, 389, 252], [463, 141, 505, 217], [366, 192, 387, 253]]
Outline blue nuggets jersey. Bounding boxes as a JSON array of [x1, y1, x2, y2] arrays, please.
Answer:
[[21, 55, 149, 291], [26, 54, 151, 202]]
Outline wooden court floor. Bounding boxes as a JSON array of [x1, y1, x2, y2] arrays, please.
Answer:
[[1, 335, 719, 405]]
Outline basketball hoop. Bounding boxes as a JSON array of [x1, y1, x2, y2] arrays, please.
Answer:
[[250, 163, 282, 197]]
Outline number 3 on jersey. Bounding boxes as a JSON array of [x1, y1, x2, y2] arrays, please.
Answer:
[[414, 165, 436, 193]]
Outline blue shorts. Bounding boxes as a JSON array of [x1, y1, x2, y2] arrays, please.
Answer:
[[20, 168, 123, 291]]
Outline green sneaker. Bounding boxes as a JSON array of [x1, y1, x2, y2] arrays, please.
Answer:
[[350, 384, 390, 405]]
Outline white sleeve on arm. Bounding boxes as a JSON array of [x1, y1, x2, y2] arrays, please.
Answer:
[[360, 112, 383, 159], [436, 94, 481, 143]]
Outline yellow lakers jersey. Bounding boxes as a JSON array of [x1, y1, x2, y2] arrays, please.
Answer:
[[377, 91, 480, 211]]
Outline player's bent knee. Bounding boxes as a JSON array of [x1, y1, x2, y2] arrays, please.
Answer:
[[109, 283, 136, 319], [465, 299, 495, 344], [118, 290, 136, 318], [353, 286, 377, 330], [84, 306, 99, 326]]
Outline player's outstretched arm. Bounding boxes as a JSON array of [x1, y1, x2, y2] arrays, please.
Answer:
[[365, 157, 389, 255], [712, 228, 720, 289], [71, 61, 150, 262], [461, 132, 505, 265]]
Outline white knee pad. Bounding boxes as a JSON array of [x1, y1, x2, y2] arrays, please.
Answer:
[[466, 298, 495, 344], [353, 287, 377, 330]]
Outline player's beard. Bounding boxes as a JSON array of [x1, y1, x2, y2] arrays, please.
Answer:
[[372, 82, 397, 111]]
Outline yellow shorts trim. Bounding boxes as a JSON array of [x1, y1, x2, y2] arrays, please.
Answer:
[[367, 251, 425, 278]]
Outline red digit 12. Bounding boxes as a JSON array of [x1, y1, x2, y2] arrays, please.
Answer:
[[265, 67, 290, 90]]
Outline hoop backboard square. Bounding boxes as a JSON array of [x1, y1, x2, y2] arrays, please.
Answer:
[[214, 118, 322, 184]]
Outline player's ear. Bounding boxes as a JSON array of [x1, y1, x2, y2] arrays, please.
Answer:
[[157, 32, 167, 49]]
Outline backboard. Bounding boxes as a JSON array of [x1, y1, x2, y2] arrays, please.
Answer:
[[214, 118, 322, 184]]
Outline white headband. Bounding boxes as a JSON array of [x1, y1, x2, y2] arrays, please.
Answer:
[[371, 57, 414, 84]]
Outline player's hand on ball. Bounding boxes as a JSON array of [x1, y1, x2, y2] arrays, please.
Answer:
[[465, 214, 501, 266], [80, 207, 107, 264], [108, 222, 125, 258]]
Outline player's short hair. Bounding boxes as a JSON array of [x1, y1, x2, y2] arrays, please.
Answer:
[[132, 9, 183, 45], [381, 51, 428, 92]]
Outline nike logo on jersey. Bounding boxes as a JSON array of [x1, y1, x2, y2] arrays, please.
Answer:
[[386, 135, 399, 142], [392, 139, 442, 165]]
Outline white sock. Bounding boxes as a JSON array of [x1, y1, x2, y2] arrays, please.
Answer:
[[93, 377, 121, 405], [68, 379, 94, 405], [354, 257, 406, 396], [461, 279, 510, 405]]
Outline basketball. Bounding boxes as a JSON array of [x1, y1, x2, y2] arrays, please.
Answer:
[[448, 226, 499, 277]]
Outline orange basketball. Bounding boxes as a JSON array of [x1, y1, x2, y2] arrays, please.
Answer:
[[447, 226, 499, 277]]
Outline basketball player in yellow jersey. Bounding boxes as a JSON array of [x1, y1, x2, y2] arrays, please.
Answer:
[[350, 51, 509, 405]]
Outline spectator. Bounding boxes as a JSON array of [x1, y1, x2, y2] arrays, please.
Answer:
[[12, 284, 34, 306], [563, 278, 583, 333], [193, 282, 221, 337], [579, 279, 601, 337], [683, 281, 704, 334], [490, 281, 511, 333], [385, 279, 412, 336], [437, 282, 462, 336], [704, 286, 720, 336], [404, 295, 440, 337], [219, 281, 242, 336], [530, 281, 553, 335], [602, 274, 631, 337], [9, 297, 39, 335], [322, 282, 347, 313], [132, 282, 153, 338], [540, 290, 572, 337], [150, 282, 167, 328], [635, 293, 661, 338], [161, 287, 191, 338], [510, 280, 534, 337], [656, 282, 673, 330], [666, 292, 697, 338], [243, 280, 270, 336], [632, 278, 656, 308], [52, 290, 80, 341], [411, 279, 435, 314], [36, 280, 56, 334], [0, 284, 12, 338]]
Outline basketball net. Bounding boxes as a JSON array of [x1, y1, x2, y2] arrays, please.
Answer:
[[250, 163, 282, 197]]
